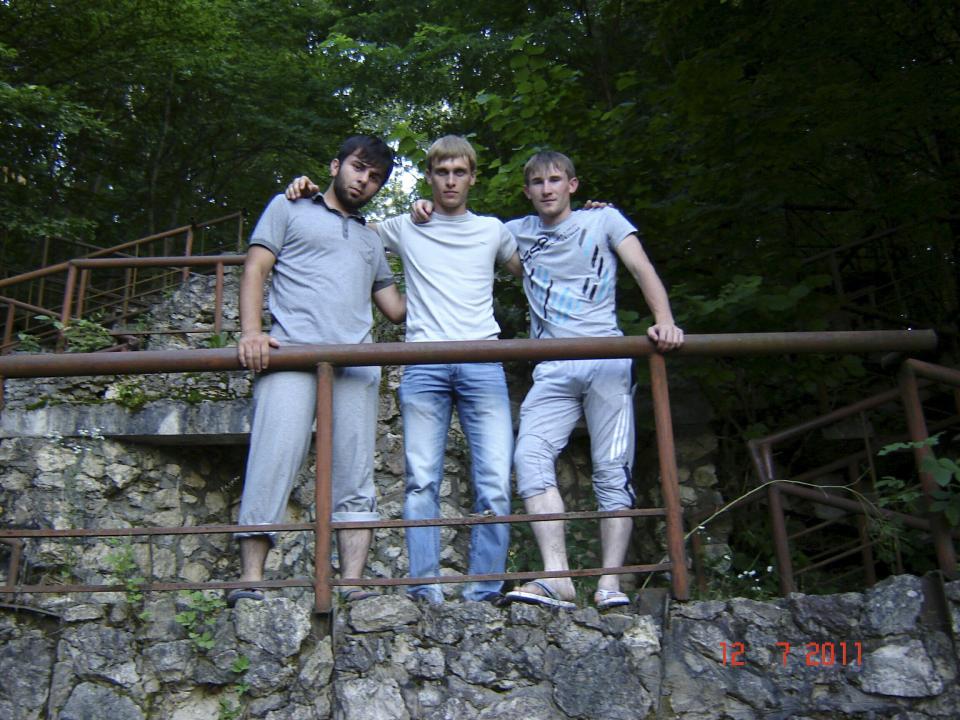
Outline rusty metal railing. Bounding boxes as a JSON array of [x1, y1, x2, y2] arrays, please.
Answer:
[[0, 330, 939, 612], [748, 358, 959, 595], [0, 212, 245, 354]]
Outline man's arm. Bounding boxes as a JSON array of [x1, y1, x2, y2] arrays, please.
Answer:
[[237, 245, 280, 371], [614, 235, 684, 351], [503, 251, 523, 278], [413, 199, 612, 223], [373, 284, 406, 324]]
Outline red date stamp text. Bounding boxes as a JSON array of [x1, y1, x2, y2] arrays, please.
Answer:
[[720, 641, 862, 667]]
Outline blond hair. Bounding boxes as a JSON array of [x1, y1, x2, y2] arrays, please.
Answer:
[[425, 135, 477, 173]]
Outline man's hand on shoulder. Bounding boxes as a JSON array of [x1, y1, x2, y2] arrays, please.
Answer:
[[647, 322, 684, 352], [411, 199, 434, 224], [583, 200, 615, 210], [237, 331, 280, 372], [285, 176, 320, 201]]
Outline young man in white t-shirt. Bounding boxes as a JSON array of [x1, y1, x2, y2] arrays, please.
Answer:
[[286, 137, 522, 604]]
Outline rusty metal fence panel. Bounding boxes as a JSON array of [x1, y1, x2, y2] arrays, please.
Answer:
[[0, 330, 940, 612]]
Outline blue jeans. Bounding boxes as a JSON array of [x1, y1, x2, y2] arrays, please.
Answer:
[[399, 363, 513, 602]]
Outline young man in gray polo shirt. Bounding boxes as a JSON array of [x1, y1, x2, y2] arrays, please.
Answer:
[[230, 135, 405, 605]]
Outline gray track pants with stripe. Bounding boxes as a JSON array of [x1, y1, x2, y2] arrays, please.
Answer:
[[236, 367, 381, 542], [514, 358, 636, 511]]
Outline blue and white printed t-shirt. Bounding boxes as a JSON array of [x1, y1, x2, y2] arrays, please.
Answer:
[[377, 210, 517, 342], [249, 193, 395, 346], [505, 207, 637, 339]]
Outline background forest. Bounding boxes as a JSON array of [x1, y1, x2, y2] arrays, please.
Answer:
[[2, 0, 958, 593]]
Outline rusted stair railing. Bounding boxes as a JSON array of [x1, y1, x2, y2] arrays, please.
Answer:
[[0, 212, 244, 354], [747, 359, 959, 595]]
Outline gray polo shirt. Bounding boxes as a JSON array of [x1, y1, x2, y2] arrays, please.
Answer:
[[249, 193, 394, 346]]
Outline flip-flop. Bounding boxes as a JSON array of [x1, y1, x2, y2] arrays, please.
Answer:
[[226, 588, 265, 606], [594, 589, 630, 610], [339, 588, 380, 603], [505, 580, 576, 609]]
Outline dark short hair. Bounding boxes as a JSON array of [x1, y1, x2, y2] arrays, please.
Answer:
[[336, 135, 395, 186]]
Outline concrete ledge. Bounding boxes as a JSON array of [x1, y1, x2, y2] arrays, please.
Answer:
[[0, 399, 253, 445]]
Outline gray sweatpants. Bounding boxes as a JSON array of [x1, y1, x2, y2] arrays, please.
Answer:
[[237, 366, 381, 543], [514, 358, 636, 511]]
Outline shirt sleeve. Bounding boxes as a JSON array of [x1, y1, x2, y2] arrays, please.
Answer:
[[371, 242, 395, 293], [248, 194, 289, 256], [605, 208, 640, 250], [377, 214, 405, 253], [494, 219, 518, 264]]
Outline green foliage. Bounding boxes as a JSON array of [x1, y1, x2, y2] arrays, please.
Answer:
[[174, 590, 227, 652], [218, 656, 251, 720], [698, 546, 779, 601], [878, 434, 960, 527], [15, 332, 41, 353], [111, 379, 149, 411], [36, 315, 113, 353], [0, 0, 354, 258], [105, 539, 150, 619], [203, 332, 235, 349], [172, 590, 248, 717]]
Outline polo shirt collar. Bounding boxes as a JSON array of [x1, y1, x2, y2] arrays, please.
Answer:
[[311, 192, 367, 225]]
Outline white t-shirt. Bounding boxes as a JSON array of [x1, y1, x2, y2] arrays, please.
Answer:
[[377, 211, 517, 342]]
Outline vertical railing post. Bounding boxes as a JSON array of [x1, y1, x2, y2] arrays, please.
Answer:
[[855, 413, 879, 587], [237, 212, 245, 252], [36, 236, 51, 311], [214, 261, 225, 337], [122, 268, 133, 319], [59, 263, 78, 352], [760, 441, 794, 595], [77, 268, 90, 318], [850, 460, 877, 587], [0, 303, 12, 405], [648, 353, 689, 600], [314, 362, 334, 613], [61, 264, 77, 326], [2, 303, 15, 353], [182, 226, 194, 284], [898, 363, 958, 578]]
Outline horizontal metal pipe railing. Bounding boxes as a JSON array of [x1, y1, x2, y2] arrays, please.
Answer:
[[0, 330, 938, 378], [70, 255, 245, 270], [0, 509, 663, 540]]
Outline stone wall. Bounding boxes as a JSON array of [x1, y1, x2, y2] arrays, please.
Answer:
[[1, 574, 957, 719], [11, 264, 929, 719]]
